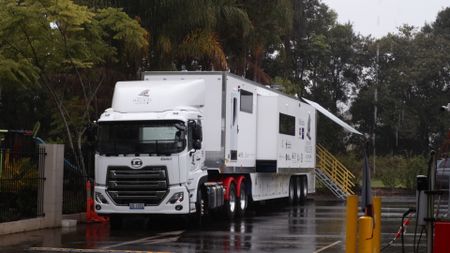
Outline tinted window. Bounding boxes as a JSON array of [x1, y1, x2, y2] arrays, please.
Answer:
[[240, 90, 253, 113], [97, 120, 186, 155], [279, 113, 296, 136]]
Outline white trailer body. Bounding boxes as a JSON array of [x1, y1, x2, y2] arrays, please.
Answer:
[[142, 72, 317, 171], [94, 72, 316, 223]]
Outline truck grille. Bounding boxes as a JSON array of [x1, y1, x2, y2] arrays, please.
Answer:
[[106, 166, 168, 206]]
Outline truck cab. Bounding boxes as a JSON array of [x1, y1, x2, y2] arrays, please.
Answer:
[[94, 107, 207, 218]]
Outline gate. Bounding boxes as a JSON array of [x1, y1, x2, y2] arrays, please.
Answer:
[[62, 160, 87, 214], [0, 147, 46, 222]]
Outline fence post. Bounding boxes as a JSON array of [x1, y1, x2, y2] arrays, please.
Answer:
[[42, 144, 64, 228]]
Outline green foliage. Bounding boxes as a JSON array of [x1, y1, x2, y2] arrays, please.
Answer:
[[1, 0, 450, 163], [1, 157, 38, 192], [337, 152, 427, 191], [0, 56, 39, 85], [109, 0, 251, 70], [351, 8, 450, 155], [95, 7, 149, 64], [373, 155, 427, 190], [0, 0, 148, 82], [336, 151, 363, 190], [0, 0, 149, 174], [375, 156, 406, 189], [401, 156, 427, 190]]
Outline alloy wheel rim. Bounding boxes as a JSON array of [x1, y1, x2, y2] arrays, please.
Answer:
[[229, 190, 236, 212], [240, 189, 247, 210]]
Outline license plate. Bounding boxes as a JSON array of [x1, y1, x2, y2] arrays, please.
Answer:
[[129, 203, 145, 209]]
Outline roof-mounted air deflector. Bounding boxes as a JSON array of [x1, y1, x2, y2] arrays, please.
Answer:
[[302, 98, 363, 136], [112, 79, 205, 113]]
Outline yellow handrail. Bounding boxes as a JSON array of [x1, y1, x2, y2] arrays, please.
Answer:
[[316, 144, 355, 195]]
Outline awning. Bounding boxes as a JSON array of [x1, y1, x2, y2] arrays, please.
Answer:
[[302, 98, 363, 136]]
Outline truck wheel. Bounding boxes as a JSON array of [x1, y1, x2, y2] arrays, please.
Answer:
[[295, 176, 302, 203], [288, 177, 296, 205], [237, 182, 248, 217], [299, 176, 308, 203], [225, 183, 237, 219], [110, 214, 123, 230]]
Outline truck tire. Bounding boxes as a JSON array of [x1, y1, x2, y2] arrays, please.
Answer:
[[288, 177, 296, 205], [225, 183, 237, 219], [299, 176, 308, 202], [295, 176, 302, 203], [110, 214, 123, 230], [237, 181, 248, 217]]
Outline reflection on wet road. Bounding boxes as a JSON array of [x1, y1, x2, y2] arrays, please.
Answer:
[[0, 196, 430, 253]]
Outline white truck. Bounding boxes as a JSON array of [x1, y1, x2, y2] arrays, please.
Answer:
[[94, 72, 318, 227]]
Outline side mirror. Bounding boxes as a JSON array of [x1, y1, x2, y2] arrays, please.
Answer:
[[188, 120, 203, 147], [193, 124, 202, 141], [193, 139, 202, 150]]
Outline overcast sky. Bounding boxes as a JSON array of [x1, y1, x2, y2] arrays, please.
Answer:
[[321, 0, 449, 38]]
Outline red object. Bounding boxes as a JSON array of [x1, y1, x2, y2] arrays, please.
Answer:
[[221, 176, 235, 201], [85, 180, 109, 223], [434, 221, 450, 253], [235, 175, 246, 198]]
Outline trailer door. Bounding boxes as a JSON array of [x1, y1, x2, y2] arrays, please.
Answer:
[[230, 91, 239, 160]]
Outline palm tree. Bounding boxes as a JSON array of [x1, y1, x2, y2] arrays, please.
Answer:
[[106, 0, 252, 71]]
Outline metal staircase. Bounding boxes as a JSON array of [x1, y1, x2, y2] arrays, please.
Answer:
[[315, 144, 356, 200]]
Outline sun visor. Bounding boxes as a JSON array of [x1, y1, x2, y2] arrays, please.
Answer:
[[302, 98, 363, 136]]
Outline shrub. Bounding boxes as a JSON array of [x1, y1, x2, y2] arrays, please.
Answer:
[[335, 153, 427, 191], [401, 156, 427, 190], [375, 156, 406, 189]]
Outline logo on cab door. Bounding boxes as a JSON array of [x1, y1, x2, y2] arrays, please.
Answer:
[[131, 158, 143, 168]]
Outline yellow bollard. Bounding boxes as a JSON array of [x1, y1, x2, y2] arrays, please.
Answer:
[[358, 216, 374, 253], [345, 195, 358, 253], [373, 197, 381, 253]]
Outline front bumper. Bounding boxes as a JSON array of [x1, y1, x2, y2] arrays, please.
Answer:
[[94, 185, 190, 214]]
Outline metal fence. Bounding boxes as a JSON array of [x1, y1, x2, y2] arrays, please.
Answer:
[[0, 147, 46, 223], [62, 160, 87, 214]]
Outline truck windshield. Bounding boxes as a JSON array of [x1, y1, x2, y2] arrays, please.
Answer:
[[97, 120, 186, 156]]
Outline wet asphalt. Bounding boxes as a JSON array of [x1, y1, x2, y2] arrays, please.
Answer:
[[0, 195, 439, 253]]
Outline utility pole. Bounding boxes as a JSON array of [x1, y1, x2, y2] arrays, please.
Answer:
[[373, 44, 379, 175]]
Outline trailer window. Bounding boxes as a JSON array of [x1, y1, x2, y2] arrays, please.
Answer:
[[279, 113, 295, 136], [240, 90, 253, 113]]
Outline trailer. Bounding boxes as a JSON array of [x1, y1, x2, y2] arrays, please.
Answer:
[[94, 71, 319, 227]]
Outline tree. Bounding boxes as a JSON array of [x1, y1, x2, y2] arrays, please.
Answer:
[[0, 0, 148, 175], [107, 0, 252, 71], [267, 0, 368, 153], [351, 19, 450, 155]]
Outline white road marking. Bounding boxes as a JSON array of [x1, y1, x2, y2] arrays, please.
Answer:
[[101, 230, 184, 249], [28, 247, 169, 253], [144, 236, 180, 245], [313, 240, 341, 253]]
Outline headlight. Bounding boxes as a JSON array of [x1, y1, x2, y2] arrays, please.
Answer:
[[167, 192, 184, 204]]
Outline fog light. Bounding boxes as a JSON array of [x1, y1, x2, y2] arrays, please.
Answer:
[[95, 192, 109, 204], [95, 204, 102, 210], [175, 205, 183, 211], [167, 192, 184, 204]]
